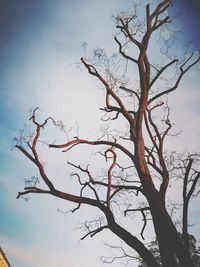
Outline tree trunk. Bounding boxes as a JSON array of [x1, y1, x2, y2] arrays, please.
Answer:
[[182, 199, 190, 254], [149, 193, 195, 267], [134, 123, 194, 267]]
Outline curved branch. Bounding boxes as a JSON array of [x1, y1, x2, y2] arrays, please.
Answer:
[[81, 57, 134, 124], [114, 36, 138, 64], [119, 86, 140, 101], [148, 53, 200, 104], [67, 161, 145, 195], [116, 17, 141, 49], [107, 213, 159, 267], [124, 207, 150, 240], [106, 148, 117, 208], [149, 59, 178, 89], [49, 138, 135, 161]]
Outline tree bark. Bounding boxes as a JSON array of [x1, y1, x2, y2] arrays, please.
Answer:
[[149, 191, 195, 267]]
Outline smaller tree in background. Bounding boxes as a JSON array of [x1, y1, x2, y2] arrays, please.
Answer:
[[137, 234, 200, 267]]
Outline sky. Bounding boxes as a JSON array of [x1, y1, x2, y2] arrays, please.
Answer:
[[0, 1, 200, 267]]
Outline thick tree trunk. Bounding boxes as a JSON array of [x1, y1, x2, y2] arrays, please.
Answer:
[[134, 112, 194, 266], [149, 192, 195, 267]]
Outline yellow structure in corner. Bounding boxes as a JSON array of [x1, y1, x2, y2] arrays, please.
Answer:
[[0, 247, 11, 267]]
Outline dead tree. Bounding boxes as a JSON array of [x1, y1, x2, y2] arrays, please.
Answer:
[[15, 1, 200, 267]]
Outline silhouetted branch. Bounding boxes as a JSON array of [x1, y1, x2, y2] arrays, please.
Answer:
[[114, 36, 138, 63], [81, 225, 108, 240], [17, 187, 50, 199], [149, 52, 200, 104], [49, 137, 135, 161], [124, 207, 150, 240]]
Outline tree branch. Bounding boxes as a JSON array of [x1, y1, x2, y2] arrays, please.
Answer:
[[114, 36, 138, 64], [124, 207, 150, 240], [106, 148, 117, 208], [17, 187, 50, 199], [49, 137, 135, 161], [81, 225, 108, 240], [81, 57, 134, 124], [148, 53, 200, 104], [149, 59, 178, 89]]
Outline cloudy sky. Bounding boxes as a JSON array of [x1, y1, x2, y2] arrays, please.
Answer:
[[0, 1, 200, 267]]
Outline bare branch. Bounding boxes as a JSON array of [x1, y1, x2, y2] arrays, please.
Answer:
[[101, 243, 140, 265], [81, 225, 108, 240], [68, 161, 145, 195], [106, 148, 117, 208], [49, 137, 135, 161], [15, 145, 37, 164], [149, 59, 178, 89], [17, 187, 50, 199], [119, 86, 140, 101], [149, 53, 200, 104], [114, 36, 138, 64], [124, 207, 150, 240], [81, 57, 134, 124], [116, 16, 141, 49]]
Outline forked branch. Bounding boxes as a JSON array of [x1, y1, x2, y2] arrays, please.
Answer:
[[149, 52, 200, 104]]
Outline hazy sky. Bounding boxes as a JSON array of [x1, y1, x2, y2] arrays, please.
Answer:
[[0, 1, 200, 267], [171, 0, 200, 49]]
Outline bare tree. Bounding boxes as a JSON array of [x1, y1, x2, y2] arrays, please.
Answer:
[[15, 1, 200, 267]]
